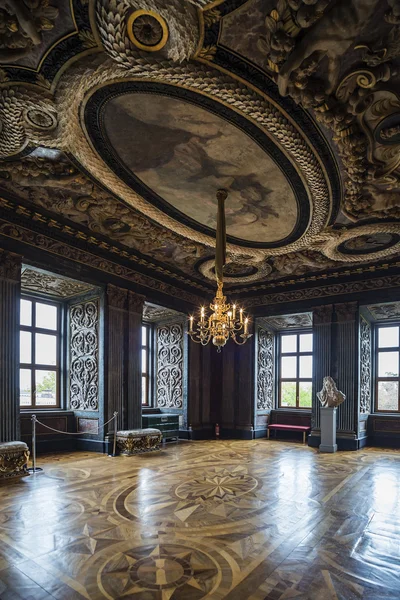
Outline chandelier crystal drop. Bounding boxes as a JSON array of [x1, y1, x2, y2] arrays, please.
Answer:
[[187, 189, 252, 352]]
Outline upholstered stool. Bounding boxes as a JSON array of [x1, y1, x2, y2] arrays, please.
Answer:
[[0, 441, 30, 479], [116, 429, 162, 456]]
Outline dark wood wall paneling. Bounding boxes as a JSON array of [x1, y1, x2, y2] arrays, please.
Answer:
[[106, 285, 145, 433], [0, 250, 22, 442]]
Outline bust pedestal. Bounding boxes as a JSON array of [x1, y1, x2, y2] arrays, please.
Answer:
[[319, 407, 337, 453]]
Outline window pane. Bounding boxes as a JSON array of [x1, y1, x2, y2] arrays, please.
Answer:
[[20, 299, 32, 326], [35, 333, 57, 366], [378, 352, 399, 377], [377, 381, 398, 411], [281, 335, 297, 353], [142, 349, 147, 374], [20, 369, 32, 406], [20, 331, 32, 364], [299, 355, 312, 379], [300, 334, 313, 353], [281, 382, 296, 407], [141, 376, 147, 405], [378, 327, 399, 349], [142, 326, 147, 346], [35, 370, 57, 406], [36, 302, 58, 331], [299, 381, 312, 408], [281, 356, 297, 378]]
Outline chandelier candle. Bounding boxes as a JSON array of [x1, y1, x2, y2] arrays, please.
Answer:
[[187, 189, 253, 352]]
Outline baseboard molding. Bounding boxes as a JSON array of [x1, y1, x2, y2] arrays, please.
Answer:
[[32, 438, 75, 454], [369, 435, 400, 448], [254, 429, 267, 439], [220, 428, 253, 440], [182, 428, 215, 440], [308, 434, 360, 451], [76, 439, 108, 453]]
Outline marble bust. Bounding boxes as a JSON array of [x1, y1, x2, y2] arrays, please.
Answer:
[[317, 376, 346, 408]]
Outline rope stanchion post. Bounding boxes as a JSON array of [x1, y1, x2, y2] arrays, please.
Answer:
[[27, 415, 43, 473], [109, 412, 118, 457], [24, 412, 120, 472]]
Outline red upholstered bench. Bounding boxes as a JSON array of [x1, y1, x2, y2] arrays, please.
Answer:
[[267, 424, 311, 444]]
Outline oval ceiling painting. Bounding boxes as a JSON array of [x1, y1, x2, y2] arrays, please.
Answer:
[[86, 84, 309, 247]]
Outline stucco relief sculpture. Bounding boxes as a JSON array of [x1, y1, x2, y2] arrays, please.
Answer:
[[255, 0, 400, 223], [0, 0, 59, 62], [317, 376, 346, 408]]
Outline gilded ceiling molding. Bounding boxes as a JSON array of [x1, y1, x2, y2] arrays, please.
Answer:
[[0, 218, 203, 305], [243, 275, 400, 308], [0, 195, 210, 293]]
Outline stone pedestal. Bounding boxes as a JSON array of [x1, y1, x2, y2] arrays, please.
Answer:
[[319, 407, 337, 453]]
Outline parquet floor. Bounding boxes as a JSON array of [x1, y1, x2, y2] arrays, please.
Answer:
[[1, 440, 400, 600]]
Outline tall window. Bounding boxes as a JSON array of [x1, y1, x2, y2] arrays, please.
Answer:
[[19, 297, 60, 408], [278, 332, 313, 409], [142, 324, 151, 406], [375, 324, 400, 413]]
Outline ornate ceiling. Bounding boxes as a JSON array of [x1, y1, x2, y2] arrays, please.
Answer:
[[0, 0, 399, 304], [21, 266, 96, 298]]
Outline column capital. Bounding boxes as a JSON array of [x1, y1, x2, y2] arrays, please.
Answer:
[[0, 249, 22, 282], [335, 301, 358, 323], [106, 284, 128, 309], [128, 290, 146, 314], [313, 304, 333, 326]]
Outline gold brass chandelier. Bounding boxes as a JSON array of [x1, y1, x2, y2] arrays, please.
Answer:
[[187, 189, 252, 352]]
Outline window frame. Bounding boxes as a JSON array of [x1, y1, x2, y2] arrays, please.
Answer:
[[19, 295, 62, 409], [374, 322, 400, 414], [141, 323, 152, 406], [277, 330, 313, 410]]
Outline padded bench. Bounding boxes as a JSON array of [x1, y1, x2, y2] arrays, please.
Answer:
[[267, 424, 311, 444], [116, 429, 162, 456], [0, 441, 30, 479]]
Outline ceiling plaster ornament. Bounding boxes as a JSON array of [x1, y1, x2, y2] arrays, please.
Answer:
[[0, 217, 205, 304], [0, 0, 59, 63], [21, 267, 95, 298], [0, 155, 211, 278], [198, 257, 271, 284], [27, 58, 333, 263], [367, 301, 400, 320], [256, 0, 400, 222], [143, 302, 182, 323], [126, 10, 169, 52], [0, 86, 58, 158], [96, 0, 201, 64], [264, 312, 312, 330], [322, 224, 400, 262]]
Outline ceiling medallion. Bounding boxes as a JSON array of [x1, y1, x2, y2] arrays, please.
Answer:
[[188, 190, 252, 352], [126, 10, 169, 52]]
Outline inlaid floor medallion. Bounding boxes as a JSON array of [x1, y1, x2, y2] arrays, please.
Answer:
[[1, 441, 400, 599]]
